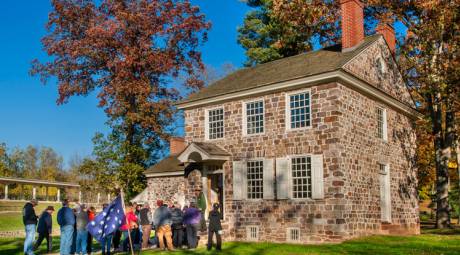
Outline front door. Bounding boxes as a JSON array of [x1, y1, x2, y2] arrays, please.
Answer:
[[207, 173, 224, 218]]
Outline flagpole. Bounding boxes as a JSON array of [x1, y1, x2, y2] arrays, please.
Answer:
[[120, 188, 135, 255]]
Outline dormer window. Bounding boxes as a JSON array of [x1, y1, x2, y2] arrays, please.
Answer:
[[206, 108, 224, 140]]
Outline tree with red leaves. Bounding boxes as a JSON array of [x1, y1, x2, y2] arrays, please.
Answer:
[[31, 0, 210, 198]]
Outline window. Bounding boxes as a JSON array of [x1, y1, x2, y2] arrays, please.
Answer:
[[247, 161, 264, 199], [246, 226, 259, 241], [207, 108, 224, 140], [376, 107, 387, 141], [287, 91, 311, 130], [291, 156, 312, 199], [287, 228, 300, 242], [245, 100, 264, 135]]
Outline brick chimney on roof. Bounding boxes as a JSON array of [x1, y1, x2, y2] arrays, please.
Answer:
[[340, 0, 364, 51], [376, 22, 396, 54], [170, 137, 186, 155]]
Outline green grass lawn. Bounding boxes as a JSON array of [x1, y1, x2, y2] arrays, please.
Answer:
[[0, 228, 459, 255], [0, 201, 62, 231]]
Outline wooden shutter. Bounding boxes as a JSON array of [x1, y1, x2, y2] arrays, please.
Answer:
[[263, 158, 275, 199], [276, 157, 291, 199], [232, 161, 246, 200], [380, 164, 392, 222], [311, 154, 324, 199], [383, 109, 388, 141]]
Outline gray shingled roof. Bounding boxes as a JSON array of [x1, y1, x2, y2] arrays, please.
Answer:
[[179, 35, 381, 105], [192, 142, 231, 157], [145, 142, 230, 175], [145, 155, 184, 175]]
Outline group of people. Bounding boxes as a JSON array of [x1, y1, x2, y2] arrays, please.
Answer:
[[22, 197, 223, 255], [115, 199, 223, 253], [23, 199, 96, 255]]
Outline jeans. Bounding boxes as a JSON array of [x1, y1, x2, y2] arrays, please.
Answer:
[[186, 224, 199, 249], [76, 230, 88, 254], [101, 234, 113, 255], [24, 224, 36, 255], [172, 224, 183, 248], [60, 225, 74, 255]]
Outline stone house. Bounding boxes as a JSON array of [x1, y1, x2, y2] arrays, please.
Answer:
[[144, 0, 420, 243]]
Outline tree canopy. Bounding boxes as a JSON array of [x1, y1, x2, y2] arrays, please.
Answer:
[[31, 0, 211, 198]]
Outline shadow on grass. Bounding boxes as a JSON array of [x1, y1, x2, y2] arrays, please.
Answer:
[[2, 233, 460, 255]]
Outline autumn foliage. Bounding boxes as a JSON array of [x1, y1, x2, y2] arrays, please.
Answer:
[[31, 0, 210, 198]]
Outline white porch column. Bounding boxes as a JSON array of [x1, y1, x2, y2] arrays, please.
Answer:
[[4, 185, 8, 200], [57, 189, 61, 202], [32, 187, 37, 200], [78, 191, 82, 203], [108, 194, 111, 203], [97, 193, 101, 204], [201, 174, 209, 220]]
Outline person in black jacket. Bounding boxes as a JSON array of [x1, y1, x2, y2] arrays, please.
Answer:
[[34, 206, 54, 252], [23, 199, 38, 255], [207, 203, 222, 251], [170, 202, 184, 248]]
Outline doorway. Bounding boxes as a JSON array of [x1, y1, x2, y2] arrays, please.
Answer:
[[207, 173, 224, 219]]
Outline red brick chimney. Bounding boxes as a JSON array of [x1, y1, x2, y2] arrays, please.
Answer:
[[340, 0, 364, 51], [376, 22, 396, 54], [170, 137, 186, 155]]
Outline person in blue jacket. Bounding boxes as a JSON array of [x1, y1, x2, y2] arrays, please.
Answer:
[[57, 199, 76, 255], [34, 206, 55, 252]]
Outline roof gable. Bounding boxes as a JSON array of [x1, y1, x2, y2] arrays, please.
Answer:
[[342, 36, 414, 106]]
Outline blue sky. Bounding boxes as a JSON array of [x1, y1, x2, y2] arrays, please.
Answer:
[[0, 0, 250, 166]]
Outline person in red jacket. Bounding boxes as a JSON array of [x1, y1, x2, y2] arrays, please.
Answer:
[[87, 206, 96, 254], [121, 203, 139, 252]]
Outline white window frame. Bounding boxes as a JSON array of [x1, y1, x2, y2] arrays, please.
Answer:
[[286, 227, 301, 243], [285, 88, 312, 132], [246, 225, 259, 241], [289, 155, 313, 200], [205, 106, 225, 141], [242, 99, 265, 136], [376, 106, 388, 142], [246, 160, 264, 200]]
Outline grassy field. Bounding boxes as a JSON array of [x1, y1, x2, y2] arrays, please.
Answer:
[[0, 228, 459, 255], [0, 201, 62, 231]]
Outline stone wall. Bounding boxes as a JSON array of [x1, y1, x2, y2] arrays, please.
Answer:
[[337, 82, 419, 236], [343, 36, 414, 106], [184, 82, 349, 243], [146, 176, 186, 208]]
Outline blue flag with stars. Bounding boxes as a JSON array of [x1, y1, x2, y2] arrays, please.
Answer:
[[86, 195, 125, 242]]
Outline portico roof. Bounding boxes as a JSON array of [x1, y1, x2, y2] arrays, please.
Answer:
[[177, 142, 230, 163]]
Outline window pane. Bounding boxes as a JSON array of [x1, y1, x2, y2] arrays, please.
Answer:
[[208, 108, 224, 139], [289, 92, 311, 129], [247, 161, 264, 199], [246, 101, 264, 135], [291, 156, 312, 198]]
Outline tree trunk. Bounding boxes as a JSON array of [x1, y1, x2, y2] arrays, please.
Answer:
[[428, 92, 451, 229], [456, 143, 460, 225]]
